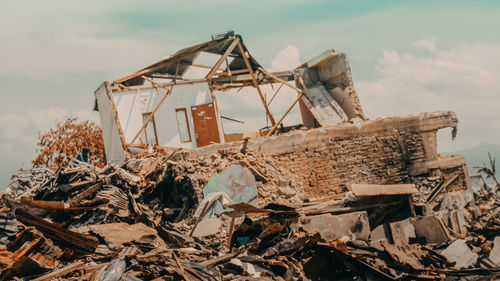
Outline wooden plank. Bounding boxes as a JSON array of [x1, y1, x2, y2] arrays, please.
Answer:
[[15, 209, 98, 254], [427, 175, 459, 203], [226, 209, 237, 249], [104, 81, 128, 154], [265, 92, 303, 137], [205, 37, 239, 79], [298, 76, 313, 101], [236, 41, 276, 125], [112, 78, 208, 93], [267, 82, 284, 106], [142, 75, 172, 91], [71, 182, 103, 202], [348, 183, 418, 197], [114, 38, 232, 85], [215, 69, 249, 77], [173, 252, 192, 281], [200, 251, 240, 268], [258, 67, 303, 94], [31, 261, 84, 281]]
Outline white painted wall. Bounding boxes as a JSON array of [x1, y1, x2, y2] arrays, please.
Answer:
[[112, 82, 225, 149]]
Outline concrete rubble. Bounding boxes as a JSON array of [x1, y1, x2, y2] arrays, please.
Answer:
[[1, 33, 499, 280]]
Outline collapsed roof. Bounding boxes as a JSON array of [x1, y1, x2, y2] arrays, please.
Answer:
[[109, 31, 365, 131]]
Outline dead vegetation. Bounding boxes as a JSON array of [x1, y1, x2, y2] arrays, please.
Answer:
[[32, 117, 106, 170]]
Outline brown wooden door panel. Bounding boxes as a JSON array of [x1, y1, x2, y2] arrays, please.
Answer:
[[191, 102, 220, 147]]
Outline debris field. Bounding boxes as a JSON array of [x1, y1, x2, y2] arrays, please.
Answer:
[[1, 146, 499, 280], [1, 32, 499, 280]]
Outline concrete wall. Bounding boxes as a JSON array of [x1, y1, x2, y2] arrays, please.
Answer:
[[111, 82, 225, 149], [183, 111, 470, 196]]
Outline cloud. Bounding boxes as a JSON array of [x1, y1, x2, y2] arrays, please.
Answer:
[[270, 45, 301, 72], [357, 41, 500, 151], [0, 1, 180, 81], [0, 107, 99, 189], [0, 107, 98, 156], [414, 38, 438, 52]]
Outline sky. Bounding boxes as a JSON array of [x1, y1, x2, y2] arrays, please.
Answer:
[[1, 0, 500, 189]]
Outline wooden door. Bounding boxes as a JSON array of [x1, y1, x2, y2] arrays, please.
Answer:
[[191, 102, 220, 147]]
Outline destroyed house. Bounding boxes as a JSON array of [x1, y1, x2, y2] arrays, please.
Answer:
[[94, 31, 365, 164], [94, 32, 471, 199], [4, 33, 498, 281]]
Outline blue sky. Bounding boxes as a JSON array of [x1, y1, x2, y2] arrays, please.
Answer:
[[1, 0, 500, 188]]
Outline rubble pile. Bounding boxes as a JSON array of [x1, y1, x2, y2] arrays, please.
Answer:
[[1, 151, 499, 280]]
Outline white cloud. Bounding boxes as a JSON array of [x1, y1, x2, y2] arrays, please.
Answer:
[[414, 38, 438, 52], [270, 45, 301, 72], [357, 41, 500, 151], [0, 106, 99, 188]]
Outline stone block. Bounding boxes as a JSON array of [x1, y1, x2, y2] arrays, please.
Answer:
[[300, 211, 370, 241], [440, 239, 478, 269], [411, 216, 450, 244]]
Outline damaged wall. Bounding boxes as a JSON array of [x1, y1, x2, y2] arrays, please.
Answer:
[[184, 111, 470, 195]]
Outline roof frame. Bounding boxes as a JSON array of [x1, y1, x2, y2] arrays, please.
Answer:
[[112, 34, 308, 146]]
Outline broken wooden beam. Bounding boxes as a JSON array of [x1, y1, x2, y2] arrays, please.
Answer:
[[14, 209, 98, 254], [31, 261, 84, 281]]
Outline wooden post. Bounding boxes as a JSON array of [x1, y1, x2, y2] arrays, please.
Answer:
[[227, 209, 237, 250], [130, 86, 172, 145], [206, 37, 240, 79], [114, 38, 232, 85], [266, 92, 304, 137], [142, 75, 172, 91], [31, 261, 85, 281], [258, 67, 304, 94], [298, 76, 313, 101], [237, 42, 276, 125], [267, 82, 284, 106], [104, 82, 128, 152]]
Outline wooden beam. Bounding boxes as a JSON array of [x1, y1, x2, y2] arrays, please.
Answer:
[[215, 69, 249, 77], [227, 209, 237, 249], [114, 38, 232, 85], [237, 42, 276, 125], [130, 86, 172, 144], [206, 37, 240, 79], [142, 75, 172, 91], [31, 261, 85, 281], [15, 209, 98, 254], [104, 82, 128, 153], [267, 82, 284, 106], [265, 92, 303, 137], [112, 79, 208, 93], [258, 67, 303, 94], [173, 252, 192, 281], [298, 76, 313, 101], [191, 63, 222, 70]]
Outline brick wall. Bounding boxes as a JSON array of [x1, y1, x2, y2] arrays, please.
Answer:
[[185, 111, 467, 196]]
